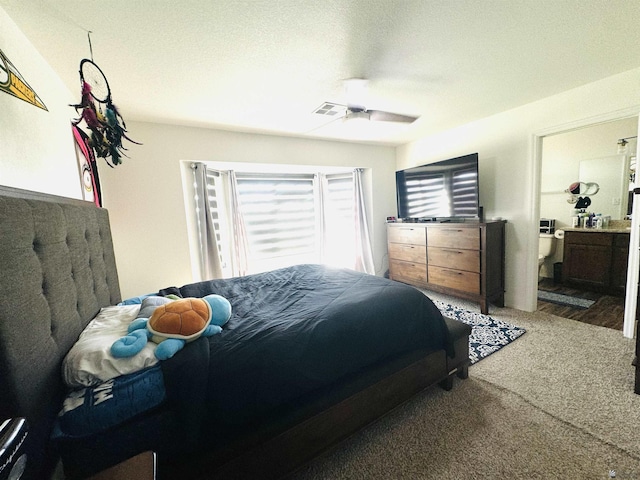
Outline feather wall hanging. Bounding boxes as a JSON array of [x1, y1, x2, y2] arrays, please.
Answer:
[[71, 35, 140, 167]]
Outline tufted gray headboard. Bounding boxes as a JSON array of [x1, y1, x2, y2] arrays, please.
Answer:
[[0, 186, 121, 477]]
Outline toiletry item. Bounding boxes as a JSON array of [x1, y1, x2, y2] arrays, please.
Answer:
[[571, 216, 579, 228], [595, 214, 603, 229], [579, 215, 586, 228]]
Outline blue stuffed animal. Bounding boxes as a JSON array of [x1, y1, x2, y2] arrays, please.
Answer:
[[111, 294, 231, 360]]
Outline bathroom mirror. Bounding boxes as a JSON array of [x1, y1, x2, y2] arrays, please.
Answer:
[[578, 155, 629, 218]]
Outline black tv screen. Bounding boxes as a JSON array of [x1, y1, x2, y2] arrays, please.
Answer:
[[396, 153, 479, 221]]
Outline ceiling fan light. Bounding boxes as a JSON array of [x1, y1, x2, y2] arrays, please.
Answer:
[[344, 110, 370, 123]]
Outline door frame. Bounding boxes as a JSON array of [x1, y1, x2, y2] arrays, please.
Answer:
[[531, 106, 640, 338]]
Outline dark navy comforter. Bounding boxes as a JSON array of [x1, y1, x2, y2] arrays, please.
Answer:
[[56, 264, 450, 477], [158, 264, 447, 432]]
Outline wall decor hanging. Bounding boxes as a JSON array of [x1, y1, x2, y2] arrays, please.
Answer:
[[0, 48, 47, 110], [73, 124, 102, 207], [71, 33, 140, 168]]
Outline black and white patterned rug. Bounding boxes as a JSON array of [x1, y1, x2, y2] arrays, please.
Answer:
[[434, 300, 526, 364]]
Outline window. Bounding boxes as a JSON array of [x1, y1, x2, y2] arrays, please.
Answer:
[[197, 168, 231, 273], [235, 173, 318, 272], [204, 169, 358, 275], [323, 173, 355, 269]]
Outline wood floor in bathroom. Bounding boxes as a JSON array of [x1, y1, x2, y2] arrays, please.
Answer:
[[537, 278, 624, 331]]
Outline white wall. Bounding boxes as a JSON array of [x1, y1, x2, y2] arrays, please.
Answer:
[[397, 67, 640, 312], [99, 122, 396, 298], [0, 7, 80, 198]]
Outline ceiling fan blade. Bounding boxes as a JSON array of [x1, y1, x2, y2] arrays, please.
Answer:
[[368, 110, 418, 123]]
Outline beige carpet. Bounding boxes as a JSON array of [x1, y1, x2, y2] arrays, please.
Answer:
[[290, 293, 640, 480]]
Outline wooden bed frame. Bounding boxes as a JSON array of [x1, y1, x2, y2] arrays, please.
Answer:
[[0, 186, 470, 479]]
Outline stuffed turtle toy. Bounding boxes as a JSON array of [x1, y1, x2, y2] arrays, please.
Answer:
[[111, 294, 231, 360]]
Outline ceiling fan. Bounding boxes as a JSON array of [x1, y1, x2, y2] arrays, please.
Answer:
[[313, 78, 419, 125]]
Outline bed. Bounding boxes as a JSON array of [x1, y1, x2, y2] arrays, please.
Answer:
[[0, 186, 470, 480]]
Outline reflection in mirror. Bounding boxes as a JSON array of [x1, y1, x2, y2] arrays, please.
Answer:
[[578, 155, 628, 219], [628, 157, 637, 217], [567, 181, 600, 196]]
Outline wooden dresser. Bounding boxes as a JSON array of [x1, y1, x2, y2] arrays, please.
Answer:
[[387, 221, 506, 314]]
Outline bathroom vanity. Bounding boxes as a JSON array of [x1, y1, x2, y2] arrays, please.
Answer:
[[561, 228, 630, 295]]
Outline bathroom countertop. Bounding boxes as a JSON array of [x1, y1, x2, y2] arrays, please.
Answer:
[[562, 227, 631, 234]]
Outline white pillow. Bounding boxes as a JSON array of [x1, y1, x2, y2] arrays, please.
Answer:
[[62, 305, 159, 388]]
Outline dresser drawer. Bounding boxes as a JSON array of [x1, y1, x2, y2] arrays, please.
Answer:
[[389, 242, 427, 264], [389, 259, 427, 286], [428, 265, 480, 294], [427, 226, 480, 250], [428, 247, 480, 272], [388, 226, 426, 245]]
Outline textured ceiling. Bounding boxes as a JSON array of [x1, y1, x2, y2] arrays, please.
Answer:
[[3, 0, 640, 145]]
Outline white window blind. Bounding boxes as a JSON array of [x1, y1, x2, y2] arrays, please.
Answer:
[[235, 173, 317, 263], [325, 173, 353, 221], [198, 167, 232, 275], [323, 173, 355, 268]]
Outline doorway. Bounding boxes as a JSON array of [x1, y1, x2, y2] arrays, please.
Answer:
[[537, 115, 638, 332]]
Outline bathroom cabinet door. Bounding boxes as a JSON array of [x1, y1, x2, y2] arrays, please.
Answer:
[[611, 234, 631, 294], [562, 232, 612, 290]]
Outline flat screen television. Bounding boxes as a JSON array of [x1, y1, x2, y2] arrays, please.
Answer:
[[396, 153, 480, 221]]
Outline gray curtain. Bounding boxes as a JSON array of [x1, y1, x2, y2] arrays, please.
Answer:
[[192, 163, 224, 279], [353, 168, 375, 274]]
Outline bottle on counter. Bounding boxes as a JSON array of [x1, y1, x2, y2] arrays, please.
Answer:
[[579, 213, 589, 228], [571, 215, 580, 228], [595, 214, 603, 229]]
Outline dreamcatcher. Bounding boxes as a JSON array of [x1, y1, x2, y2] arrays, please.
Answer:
[[71, 37, 140, 168], [70, 33, 140, 207]]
